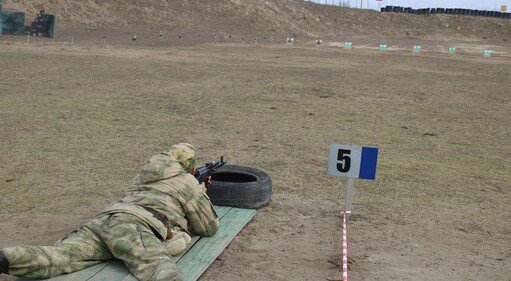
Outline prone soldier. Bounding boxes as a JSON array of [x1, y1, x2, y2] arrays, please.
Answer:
[[0, 143, 219, 281]]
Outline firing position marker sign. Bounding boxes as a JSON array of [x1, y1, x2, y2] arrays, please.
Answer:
[[328, 143, 378, 281], [328, 143, 378, 180]]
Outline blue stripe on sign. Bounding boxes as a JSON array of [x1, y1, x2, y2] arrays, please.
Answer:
[[359, 147, 378, 180]]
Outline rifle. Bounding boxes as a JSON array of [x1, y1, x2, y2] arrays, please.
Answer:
[[194, 156, 227, 184]]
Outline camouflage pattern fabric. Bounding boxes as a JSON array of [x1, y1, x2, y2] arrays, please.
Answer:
[[2, 213, 182, 280], [98, 202, 169, 241], [164, 143, 197, 173], [1, 143, 219, 281], [1, 224, 111, 278], [165, 227, 192, 256], [127, 143, 219, 237]]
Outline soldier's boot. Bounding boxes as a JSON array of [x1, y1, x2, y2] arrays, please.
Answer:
[[0, 251, 9, 275]]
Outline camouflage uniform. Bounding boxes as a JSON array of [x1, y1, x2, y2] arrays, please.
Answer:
[[1, 143, 219, 281]]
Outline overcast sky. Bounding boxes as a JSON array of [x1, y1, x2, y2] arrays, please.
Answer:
[[308, 0, 510, 11]]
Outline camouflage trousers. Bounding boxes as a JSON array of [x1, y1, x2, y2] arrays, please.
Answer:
[[2, 213, 183, 281]]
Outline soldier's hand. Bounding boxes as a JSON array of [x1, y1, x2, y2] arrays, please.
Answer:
[[204, 176, 212, 189]]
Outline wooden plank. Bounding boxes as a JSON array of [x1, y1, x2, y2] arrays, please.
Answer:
[[212, 205, 232, 219], [86, 260, 133, 281], [119, 274, 138, 281], [177, 208, 256, 281], [13, 261, 113, 281]]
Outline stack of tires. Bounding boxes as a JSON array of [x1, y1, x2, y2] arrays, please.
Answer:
[[380, 6, 511, 19]]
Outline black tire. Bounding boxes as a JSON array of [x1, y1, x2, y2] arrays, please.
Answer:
[[206, 165, 272, 209]]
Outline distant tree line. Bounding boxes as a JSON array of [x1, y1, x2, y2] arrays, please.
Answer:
[[380, 6, 511, 19]]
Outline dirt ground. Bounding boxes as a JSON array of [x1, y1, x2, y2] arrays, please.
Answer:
[[0, 34, 510, 281]]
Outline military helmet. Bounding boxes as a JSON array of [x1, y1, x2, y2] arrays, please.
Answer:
[[165, 143, 197, 173]]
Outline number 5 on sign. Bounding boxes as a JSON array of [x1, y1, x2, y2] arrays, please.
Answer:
[[328, 143, 378, 180]]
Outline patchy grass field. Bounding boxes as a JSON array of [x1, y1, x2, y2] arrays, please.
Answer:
[[0, 41, 510, 281]]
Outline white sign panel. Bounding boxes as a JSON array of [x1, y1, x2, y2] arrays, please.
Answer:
[[328, 144, 361, 178], [328, 143, 379, 180]]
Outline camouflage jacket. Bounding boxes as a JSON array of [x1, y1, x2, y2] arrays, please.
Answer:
[[101, 152, 219, 239]]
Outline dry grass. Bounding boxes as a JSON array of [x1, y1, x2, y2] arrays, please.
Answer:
[[0, 41, 510, 280]]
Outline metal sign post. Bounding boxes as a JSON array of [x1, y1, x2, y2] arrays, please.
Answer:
[[344, 177, 355, 213]]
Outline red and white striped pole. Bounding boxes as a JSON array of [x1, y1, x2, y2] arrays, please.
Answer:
[[342, 209, 351, 281], [342, 178, 354, 281]]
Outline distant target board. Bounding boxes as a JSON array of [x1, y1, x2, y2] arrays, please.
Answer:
[[0, 0, 2, 35], [42, 14, 56, 38], [0, 11, 25, 35]]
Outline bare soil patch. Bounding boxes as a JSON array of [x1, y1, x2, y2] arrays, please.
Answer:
[[0, 40, 510, 281]]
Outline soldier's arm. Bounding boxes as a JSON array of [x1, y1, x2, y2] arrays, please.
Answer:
[[177, 174, 219, 236], [183, 188, 219, 237]]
